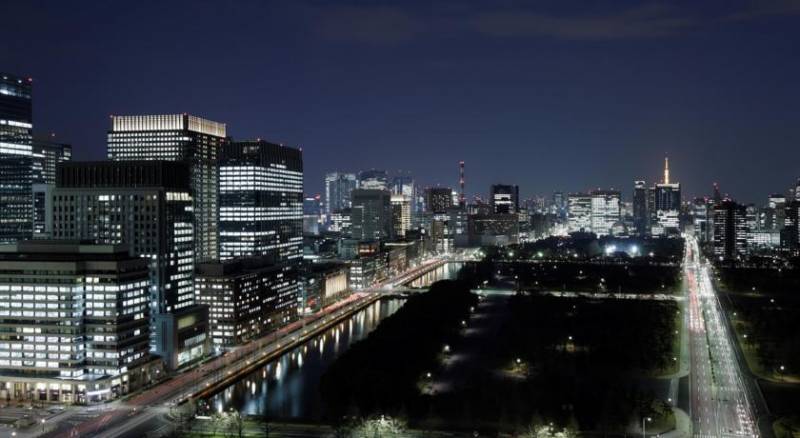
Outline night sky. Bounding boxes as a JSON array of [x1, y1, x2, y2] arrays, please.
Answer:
[[2, 1, 799, 203]]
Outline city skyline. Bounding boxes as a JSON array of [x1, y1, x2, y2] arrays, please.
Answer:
[[2, 1, 799, 202]]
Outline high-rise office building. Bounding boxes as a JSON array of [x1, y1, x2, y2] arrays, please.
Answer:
[[633, 180, 649, 235], [304, 194, 323, 235], [0, 241, 155, 404], [107, 114, 226, 262], [692, 197, 713, 243], [391, 174, 418, 213], [590, 190, 621, 236], [219, 140, 303, 262], [52, 161, 208, 367], [551, 191, 566, 219], [567, 193, 593, 233], [490, 184, 519, 214], [324, 172, 358, 216], [351, 189, 393, 241], [32, 134, 72, 185], [358, 169, 389, 190], [0, 73, 34, 243], [653, 157, 681, 234], [426, 187, 453, 214], [713, 200, 748, 260], [30, 136, 72, 239], [765, 194, 787, 232], [0, 76, 72, 244], [391, 194, 412, 238]]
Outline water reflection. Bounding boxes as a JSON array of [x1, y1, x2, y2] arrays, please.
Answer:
[[409, 262, 463, 288], [208, 299, 404, 421], [209, 263, 462, 420]]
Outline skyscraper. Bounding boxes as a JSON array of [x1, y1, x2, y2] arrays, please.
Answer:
[[358, 169, 389, 190], [0, 73, 34, 243], [567, 193, 593, 233], [633, 180, 649, 236], [304, 194, 323, 235], [391, 173, 418, 213], [351, 189, 393, 241], [31, 135, 72, 239], [713, 200, 748, 260], [426, 187, 453, 214], [391, 194, 411, 238], [653, 157, 681, 234], [52, 161, 206, 365], [692, 197, 713, 243], [107, 114, 226, 262], [590, 190, 621, 236], [490, 184, 519, 214], [324, 172, 358, 216], [219, 139, 303, 262]]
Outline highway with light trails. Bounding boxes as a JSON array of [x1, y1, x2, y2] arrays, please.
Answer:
[[685, 236, 759, 438]]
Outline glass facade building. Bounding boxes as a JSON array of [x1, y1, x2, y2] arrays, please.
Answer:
[[324, 172, 358, 217], [0, 73, 34, 243]]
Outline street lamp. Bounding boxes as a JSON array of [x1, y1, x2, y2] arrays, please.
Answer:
[[642, 416, 651, 437]]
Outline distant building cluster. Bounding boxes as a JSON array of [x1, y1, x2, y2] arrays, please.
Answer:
[[1, 68, 797, 405]]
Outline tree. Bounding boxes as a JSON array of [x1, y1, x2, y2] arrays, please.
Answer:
[[226, 411, 245, 438]]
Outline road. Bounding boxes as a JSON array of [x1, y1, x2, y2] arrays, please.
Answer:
[[21, 256, 451, 438], [685, 236, 758, 438]]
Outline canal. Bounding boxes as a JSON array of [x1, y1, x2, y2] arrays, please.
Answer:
[[206, 262, 462, 421]]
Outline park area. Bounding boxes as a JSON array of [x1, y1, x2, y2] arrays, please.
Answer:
[[717, 266, 800, 436]]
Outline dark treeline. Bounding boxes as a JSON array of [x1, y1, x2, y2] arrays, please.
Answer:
[[718, 266, 800, 295], [320, 280, 478, 421], [461, 259, 681, 295], [730, 294, 800, 375]]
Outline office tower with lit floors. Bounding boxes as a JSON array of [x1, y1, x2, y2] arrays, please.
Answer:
[[325, 172, 358, 217], [216, 139, 302, 331], [0, 241, 157, 403], [351, 189, 394, 241], [219, 139, 303, 262], [653, 157, 681, 235], [0, 73, 35, 243], [52, 161, 209, 369], [358, 169, 389, 190], [107, 114, 226, 262], [490, 184, 519, 214]]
